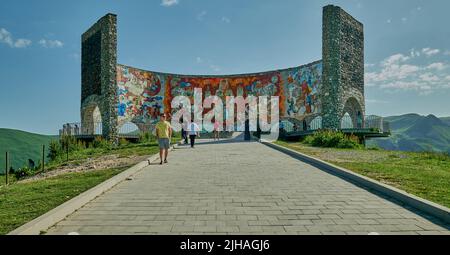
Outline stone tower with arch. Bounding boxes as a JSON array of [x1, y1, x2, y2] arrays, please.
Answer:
[[322, 5, 365, 130], [81, 13, 118, 142]]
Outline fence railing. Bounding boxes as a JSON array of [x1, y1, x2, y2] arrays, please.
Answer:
[[340, 115, 391, 133], [59, 122, 155, 137], [281, 115, 390, 134]]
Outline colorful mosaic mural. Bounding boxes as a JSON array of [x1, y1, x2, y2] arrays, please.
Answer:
[[116, 62, 322, 127], [284, 62, 323, 119], [117, 65, 166, 125]]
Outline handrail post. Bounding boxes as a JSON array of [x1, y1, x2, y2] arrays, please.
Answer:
[[42, 145, 45, 172], [5, 151, 8, 185]]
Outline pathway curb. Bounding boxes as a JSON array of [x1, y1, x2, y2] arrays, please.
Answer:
[[8, 143, 180, 235], [260, 140, 450, 224]]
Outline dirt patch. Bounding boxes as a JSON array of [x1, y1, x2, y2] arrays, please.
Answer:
[[19, 154, 150, 183]]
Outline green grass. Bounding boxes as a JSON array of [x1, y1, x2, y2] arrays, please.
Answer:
[[0, 129, 58, 173], [0, 133, 182, 234], [276, 140, 450, 209], [45, 142, 162, 171], [0, 168, 126, 235]]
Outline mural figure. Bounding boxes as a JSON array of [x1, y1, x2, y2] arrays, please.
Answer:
[[117, 66, 166, 126], [285, 63, 322, 120]]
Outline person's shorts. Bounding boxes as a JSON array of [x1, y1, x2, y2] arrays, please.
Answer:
[[158, 138, 170, 149]]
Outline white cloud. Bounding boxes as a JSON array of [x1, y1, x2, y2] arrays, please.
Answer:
[[419, 73, 440, 82], [410, 48, 421, 58], [366, 99, 388, 104], [210, 64, 220, 72], [386, 19, 392, 24], [197, 11, 207, 21], [382, 53, 410, 66], [196, 57, 203, 64], [364, 63, 375, 68], [161, 0, 178, 7], [0, 28, 32, 48], [422, 48, 440, 57], [380, 81, 417, 89], [401, 17, 407, 23], [365, 50, 450, 95], [14, 38, 31, 48], [222, 17, 231, 23], [426, 62, 446, 71], [39, 39, 63, 48], [444, 50, 450, 56], [366, 56, 419, 83]]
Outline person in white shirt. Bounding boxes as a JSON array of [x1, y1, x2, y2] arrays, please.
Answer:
[[188, 121, 200, 148]]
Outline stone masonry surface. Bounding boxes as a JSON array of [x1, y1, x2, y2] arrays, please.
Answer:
[[46, 138, 450, 235]]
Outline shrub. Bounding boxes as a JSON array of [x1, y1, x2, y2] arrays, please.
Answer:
[[119, 138, 130, 147], [303, 130, 361, 149], [14, 166, 35, 180], [92, 136, 111, 149], [139, 132, 155, 143], [48, 140, 62, 161]]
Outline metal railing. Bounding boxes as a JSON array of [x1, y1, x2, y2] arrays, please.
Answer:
[[59, 122, 156, 137], [340, 115, 391, 133], [280, 115, 390, 134]]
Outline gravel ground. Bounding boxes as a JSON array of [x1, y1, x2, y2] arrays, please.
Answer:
[[19, 154, 149, 183]]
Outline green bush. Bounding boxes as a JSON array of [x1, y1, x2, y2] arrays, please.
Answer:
[[48, 140, 62, 161], [92, 136, 112, 149], [14, 166, 35, 180], [119, 138, 130, 147], [139, 132, 155, 143], [303, 130, 361, 149]]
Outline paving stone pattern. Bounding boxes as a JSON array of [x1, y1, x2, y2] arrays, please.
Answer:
[[47, 139, 450, 235]]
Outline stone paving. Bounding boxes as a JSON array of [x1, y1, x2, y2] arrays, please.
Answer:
[[47, 138, 450, 235]]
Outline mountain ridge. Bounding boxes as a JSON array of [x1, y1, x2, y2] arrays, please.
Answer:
[[368, 114, 450, 153]]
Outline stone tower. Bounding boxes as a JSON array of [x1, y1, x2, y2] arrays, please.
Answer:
[[322, 5, 365, 129], [81, 13, 118, 142]]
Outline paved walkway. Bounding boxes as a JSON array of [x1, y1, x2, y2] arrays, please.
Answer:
[[47, 138, 450, 235]]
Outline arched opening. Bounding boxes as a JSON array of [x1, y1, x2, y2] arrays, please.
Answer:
[[340, 112, 353, 129], [309, 116, 323, 130], [118, 122, 140, 136], [342, 97, 363, 129], [81, 104, 102, 135]]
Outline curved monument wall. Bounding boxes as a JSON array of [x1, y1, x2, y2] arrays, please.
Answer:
[[116, 62, 323, 128]]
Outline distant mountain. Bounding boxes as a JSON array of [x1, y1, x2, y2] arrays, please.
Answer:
[[367, 114, 450, 153], [441, 117, 450, 127], [0, 129, 57, 173]]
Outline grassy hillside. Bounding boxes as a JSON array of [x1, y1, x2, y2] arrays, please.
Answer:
[[368, 114, 450, 153], [0, 129, 57, 173]]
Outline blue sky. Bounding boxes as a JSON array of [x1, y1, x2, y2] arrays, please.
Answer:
[[0, 0, 449, 134]]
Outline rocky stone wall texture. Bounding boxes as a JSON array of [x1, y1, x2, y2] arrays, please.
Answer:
[[81, 13, 118, 142], [322, 5, 365, 129]]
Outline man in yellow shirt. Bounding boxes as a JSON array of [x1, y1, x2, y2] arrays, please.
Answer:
[[155, 113, 172, 165]]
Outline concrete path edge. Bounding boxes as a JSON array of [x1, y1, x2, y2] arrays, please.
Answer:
[[8, 144, 179, 235], [260, 140, 450, 224]]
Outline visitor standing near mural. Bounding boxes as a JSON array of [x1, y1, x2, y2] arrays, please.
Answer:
[[155, 113, 172, 165], [188, 121, 200, 148], [181, 117, 188, 144], [213, 120, 220, 141]]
